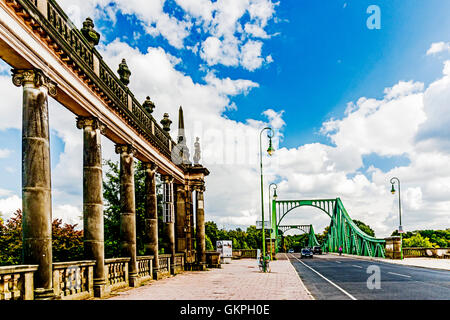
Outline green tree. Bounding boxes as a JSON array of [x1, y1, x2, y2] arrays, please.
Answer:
[[353, 220, 375, 237], [403, 233, 437, 248], [102, 159, 164, 258], [0, 210, 84, 266]]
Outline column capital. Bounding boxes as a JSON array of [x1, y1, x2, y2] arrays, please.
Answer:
[[162, 175, 174, 184], [12, 69, 57, 97], [115, 144, 137, 156], [76, 116, 107, 134], [143, 162, 158, 174], [193, 184, 206, 193]]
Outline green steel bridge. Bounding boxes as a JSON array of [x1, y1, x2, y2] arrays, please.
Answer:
[[271, 198, 386, 258]]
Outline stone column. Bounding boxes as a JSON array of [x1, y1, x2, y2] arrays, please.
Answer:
[[186, 188, 195, 264], [76, 117, 106, 297], [195, 185, 206, 268], [162, 176, 175, 273], [143, 162, 161, 279], [115, 144, 138, 287], [175, 184, 187, 254], [13, 69, 56, 300]]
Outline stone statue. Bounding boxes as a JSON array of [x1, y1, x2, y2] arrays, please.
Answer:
[[193, 137, 201, 165]]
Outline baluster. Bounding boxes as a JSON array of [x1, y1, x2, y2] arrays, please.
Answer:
[[11, 274, 20, 300]]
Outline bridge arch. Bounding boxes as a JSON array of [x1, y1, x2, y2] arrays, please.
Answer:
[[271, 198, 386, 258]]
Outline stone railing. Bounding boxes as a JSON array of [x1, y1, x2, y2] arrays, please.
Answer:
[[403, 247, 450, 259], [137, 256, 153, 283], [158, 254, 171, 276], [206, 251, 221, 268], [52, 261, 95, 300], [8, 0, 177, 162], [173, 253, 185, 274], [105, 258, 130, 292], [232, 249, 258, 259], [0, 265, 38, 300]]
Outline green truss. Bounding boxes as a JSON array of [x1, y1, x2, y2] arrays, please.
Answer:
[[272, 198, 385, 258]]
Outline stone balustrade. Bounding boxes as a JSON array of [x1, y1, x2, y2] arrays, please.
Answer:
[[52, 261, 96, 300], [173, 253, 185, 274], [206, 251, 221, 268], [137, 256, 154, 283], [0, 265, 38, 300], [105, 258, 130, 292], [403, 247, 450, 259], [158, 254, 171, 277], [232, 249, 258, 259]]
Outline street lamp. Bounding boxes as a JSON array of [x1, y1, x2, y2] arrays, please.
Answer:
[[390, 177, 404, 260], [260, 127, 275, 272], [268, 183, 278, 261]]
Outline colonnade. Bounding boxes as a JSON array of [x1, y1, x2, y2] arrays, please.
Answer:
[[12, 68, 208, 299]]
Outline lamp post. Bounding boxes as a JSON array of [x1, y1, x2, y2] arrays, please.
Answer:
[[390, 177, 404, 260], [260, 127, 275, 272], [268, 183, 278, 261]]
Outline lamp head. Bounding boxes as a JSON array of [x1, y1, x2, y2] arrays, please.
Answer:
[[267, 137, 275, 156], [391, 184, 396, 195], [273, 188, 278, 200]]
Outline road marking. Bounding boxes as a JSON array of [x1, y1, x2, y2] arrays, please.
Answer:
[[388, 272, 411, 278], [352, 265, 363, 269], [289, 254, 357, 300], [335, 261, 342, 264]]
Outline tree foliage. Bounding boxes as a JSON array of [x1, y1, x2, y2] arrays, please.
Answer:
[[0, 210, 84, 266], [353, 220, 376, 237], [392, 229, 450, 248]]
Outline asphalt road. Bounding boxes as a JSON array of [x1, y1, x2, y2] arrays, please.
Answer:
[[287, 253, 450, 300]]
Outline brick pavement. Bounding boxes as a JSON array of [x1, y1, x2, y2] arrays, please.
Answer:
[[107, 257, 313, 300]]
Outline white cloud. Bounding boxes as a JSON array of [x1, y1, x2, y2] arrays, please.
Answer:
[[0, 195, 21, 219], [0, 148, 12, 158], [58, 0, 279, 71], [426, 41, 450, 55], [384, 80, 424, 100]]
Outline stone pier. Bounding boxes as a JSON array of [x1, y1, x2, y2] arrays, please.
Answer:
[[13, 69, 56, 300]]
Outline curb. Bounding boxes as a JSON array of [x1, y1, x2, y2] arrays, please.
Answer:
[[328, 253, 450, 271], [284, 253, 315, 300]]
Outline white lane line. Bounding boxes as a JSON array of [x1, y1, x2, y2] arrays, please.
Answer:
[[352, 265, 363, 269], [335, 261, 342, 264], [290, 254, 357, 300], [388, 272, 411, 278]]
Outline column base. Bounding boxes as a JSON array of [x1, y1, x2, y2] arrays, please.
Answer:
[[129, 273, 139, 287], [93, 279, 108, 298], [34, 288, 57, 300], [152, 269, 166, 280]]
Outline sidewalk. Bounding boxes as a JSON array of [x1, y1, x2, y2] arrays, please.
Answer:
[[107, 258, 313, 300], [330, 253, 450, 271]]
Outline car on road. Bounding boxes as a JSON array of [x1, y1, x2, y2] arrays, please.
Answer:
[[313, 246, 322, 255], [300, 248, 313, 259], [288, 249, 294, 253]]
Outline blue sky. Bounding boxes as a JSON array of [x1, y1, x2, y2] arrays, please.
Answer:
[[1, 0, 449, 235]]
